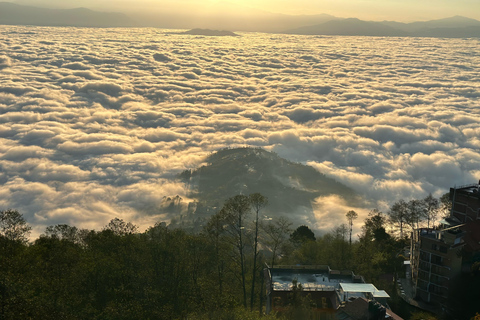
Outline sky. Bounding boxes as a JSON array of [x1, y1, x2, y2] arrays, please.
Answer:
[[10, 0, 480, 22], [1, 26, 479, 239]]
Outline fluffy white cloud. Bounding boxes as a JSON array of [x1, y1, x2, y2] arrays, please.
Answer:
[[0, 26, 479, 237]]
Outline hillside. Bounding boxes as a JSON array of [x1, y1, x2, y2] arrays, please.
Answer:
[[172, 148, 358, 231]]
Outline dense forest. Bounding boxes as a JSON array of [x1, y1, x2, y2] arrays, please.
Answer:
[[0, 192, 478, 319]]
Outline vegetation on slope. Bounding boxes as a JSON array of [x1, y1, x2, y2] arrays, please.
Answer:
[[174, 147, 359, 231]]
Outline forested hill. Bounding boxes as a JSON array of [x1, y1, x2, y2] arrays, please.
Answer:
[[173, 147, 358, 230]]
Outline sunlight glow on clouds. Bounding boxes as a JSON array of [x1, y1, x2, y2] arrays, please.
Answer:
[[0, 26, 479, 236]]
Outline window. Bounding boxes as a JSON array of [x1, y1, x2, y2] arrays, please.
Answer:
[[419, 271, 430, 281], [420, 252, 430, 261], [431, 254, 443, 265], [420, 261, 430, 270]]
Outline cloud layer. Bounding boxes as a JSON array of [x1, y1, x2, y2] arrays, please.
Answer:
[[1, 26, 479, 237]]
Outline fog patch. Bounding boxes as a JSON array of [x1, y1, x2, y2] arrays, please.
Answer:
[[312, 195, 369, 239]]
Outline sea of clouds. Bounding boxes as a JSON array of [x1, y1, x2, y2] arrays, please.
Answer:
[[1, 26, 479, 238]]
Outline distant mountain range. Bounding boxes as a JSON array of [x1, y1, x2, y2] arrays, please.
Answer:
[[284, 15, 480, 37], [1, 1, 480, 38], [168, 147, 359, 231], [284, 18, 409, 37], [0, 2, 134, 27]]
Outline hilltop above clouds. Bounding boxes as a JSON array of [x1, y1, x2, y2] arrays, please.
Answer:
[[168, 29, 240, 37], [171, 147, 359, 232]]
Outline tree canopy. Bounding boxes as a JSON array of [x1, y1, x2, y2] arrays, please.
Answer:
[[0, 190, 474, 320], [0, 209, 31, 243], [290, 225, 316, 245]]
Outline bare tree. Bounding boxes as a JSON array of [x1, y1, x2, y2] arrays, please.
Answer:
[[406, 199, 425, 232], [203, 213, 227, 295], [249, 193, 268, 311], [439, 192, 452, 218], [333, 224, 349, 268], [218, 195, 251, 308], [260, 217, 292, 268], [423, 194, 439, 229], [388, 200, 408, 238], [345, 210, 358, 245]]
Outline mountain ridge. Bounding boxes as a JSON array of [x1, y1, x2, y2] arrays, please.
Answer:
[[1, 2, 480, 37], [0, 2, 135, 27], [284, 18, 410, 37], [283, 15, 480, 37]]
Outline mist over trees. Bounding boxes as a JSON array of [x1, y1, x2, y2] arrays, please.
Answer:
[[0, 191, 473, 320]]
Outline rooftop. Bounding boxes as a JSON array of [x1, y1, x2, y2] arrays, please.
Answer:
[[417, 227, 465, 244], [271, 270, 352, 291], [452, 182, 480, 192], [340, 283, 390, 299], [266, 265, 395, 316], [269, 265, 388, 303], [270, 265, 359, 292]]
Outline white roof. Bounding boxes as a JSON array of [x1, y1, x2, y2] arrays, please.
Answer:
[[373, 290, 390, 298], [339, 283, 390, 298], [340, 283, 376, 293], [439, 218, 452, 226]]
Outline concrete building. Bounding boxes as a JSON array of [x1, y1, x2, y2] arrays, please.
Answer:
[[449, 182, 480, 259], [410, 227, 464, 306], [264, 265, 400, 319], [450, 182, 480, 224], [410, 181, 480, 309]]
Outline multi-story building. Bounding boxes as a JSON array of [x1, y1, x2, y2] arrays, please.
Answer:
[[449, 182, 480, 261], [450, 181, 480, 224], [410, 181, 480, 308], [410, 227, 464, 306]]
